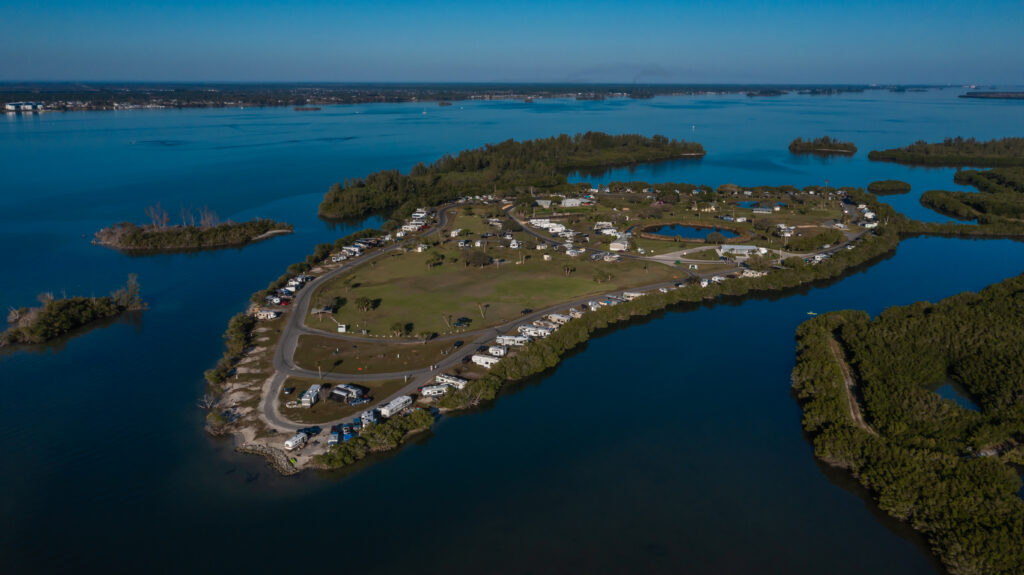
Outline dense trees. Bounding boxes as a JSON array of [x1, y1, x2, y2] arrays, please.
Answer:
[[318, 133, 704, 219], [95, 217, 292, 251], [868, 136, 1024, 167], [1, 275, 145, 346], [792, 277, 1024, 574], [788, 136, 857, 154], [918, 168, 1024, 224], [867, 180, 911, 195]]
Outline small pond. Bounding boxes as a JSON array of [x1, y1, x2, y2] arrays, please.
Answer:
[[932, 381, 980, 411], [649, 224, 740, 239]]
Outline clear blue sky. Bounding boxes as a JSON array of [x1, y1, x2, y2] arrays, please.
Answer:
[[2, 0, 1022, 84]]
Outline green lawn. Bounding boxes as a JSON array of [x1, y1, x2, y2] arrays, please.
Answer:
[[294, 334, 461, 375], [306, 245, 680, 336], [278, 377, 407, 424]]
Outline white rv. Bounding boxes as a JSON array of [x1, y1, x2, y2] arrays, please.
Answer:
[[378, 395, 413, 418], [471, 354, 501, 368], [284, 432, 308, 451]]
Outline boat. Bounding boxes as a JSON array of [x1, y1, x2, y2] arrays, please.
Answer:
[[807, 311, 818, 316], [294, 106, 321, 112]]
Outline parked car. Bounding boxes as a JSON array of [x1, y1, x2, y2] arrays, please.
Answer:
[[283, 387, 295, 395]]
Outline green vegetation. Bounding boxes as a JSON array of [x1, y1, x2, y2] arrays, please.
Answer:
[[868, 136, 1024, 167], [792, 275, 1024, 575], [919, 167, 1024, 222], [204, 312, 258, 384], [314, 408, 435, 469], [2, 275, 145, 346], [788, 136, 857, 155], [867, 180, 912, 195], [95, 205, 291, 250], [307, 245, 680, 336], [318, 132, 704, 219], [293, 334, 458, 375]]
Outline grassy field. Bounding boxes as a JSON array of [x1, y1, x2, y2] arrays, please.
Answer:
[[306, 244, 680, 336], [293, 334, 462, 375], [278, 376, 407, 424]]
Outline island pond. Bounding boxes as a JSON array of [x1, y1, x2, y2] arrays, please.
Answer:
[[2, 89, 1023, 573]]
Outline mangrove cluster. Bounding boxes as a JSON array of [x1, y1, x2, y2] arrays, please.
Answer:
[[318, 132, 704, 220], [788, 136, 857, 155], [2, 275, 145, 346], [919, 167, 1024, 223], [866, 180, 911, 195], [792, 275, 1024, 575], [95, 211, 292, 251], [868, 136, 1024, 167]]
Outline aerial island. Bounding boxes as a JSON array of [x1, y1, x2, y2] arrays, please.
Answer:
[[94, 205, 292, 251], [788, 136, 857, 155], [866, 180, 911, 195], [1, 275, 145, 347], [197, 133, 1024, 568]]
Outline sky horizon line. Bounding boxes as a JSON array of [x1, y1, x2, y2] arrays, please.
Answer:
[[3, 1, 1021, 85]]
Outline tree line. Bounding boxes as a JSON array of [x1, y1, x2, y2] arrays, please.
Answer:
[[788, 136, 857, 154], [868, 136, 1024, 167], [318, 132, 704, 220], [866, 180, 911, 195], [918, 167, 1024, 222], [792, 275, 1024, 575]]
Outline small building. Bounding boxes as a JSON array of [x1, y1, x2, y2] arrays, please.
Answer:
[[488, 345, 508, 357], [255, 309, 279, 320], [621, 292, 644, 301], [609, 238, 630, 252], [562, 198, 584, 208], [717, 245, 769, 258], [543, 254, 552, 261], [415, 244, 430, 253], [535, 199, 552, 209], [509, 239, 520, 249], [752, 207, 772, 215], [546, 313, 570, 324], [450, 228, 462, 238]]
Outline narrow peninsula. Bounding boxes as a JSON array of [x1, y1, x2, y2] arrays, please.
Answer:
[[94, 205, 292, 251], [868, 136, 1024, 167], [792, 274, 1024, 575]]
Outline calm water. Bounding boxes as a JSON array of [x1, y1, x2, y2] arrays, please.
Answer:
[[649, 224, 740, 239], [3, 90, 1024, 574]]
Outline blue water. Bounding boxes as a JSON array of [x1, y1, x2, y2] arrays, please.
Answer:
[[2, 90, 1024, 573], [650, 224, 740, 239], [933, 382, 981, 411]]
